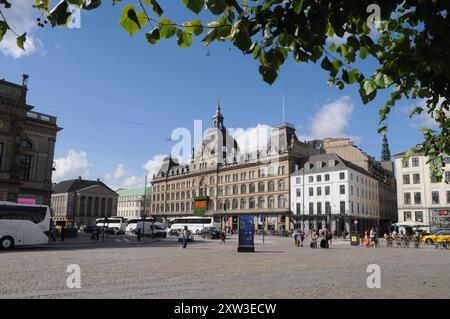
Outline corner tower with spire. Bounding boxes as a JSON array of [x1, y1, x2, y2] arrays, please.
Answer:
[[380, 134, 393, 172], [212, 100, 225, 130]]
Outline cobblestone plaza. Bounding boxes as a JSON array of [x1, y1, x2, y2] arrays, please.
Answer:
[[1, 236, 449, 299]]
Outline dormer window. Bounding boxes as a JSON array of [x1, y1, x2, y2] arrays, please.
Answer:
[[328, 160, 335, 167]]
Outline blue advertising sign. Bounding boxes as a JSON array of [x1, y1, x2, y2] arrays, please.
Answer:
[[238, 215, 255, 252]]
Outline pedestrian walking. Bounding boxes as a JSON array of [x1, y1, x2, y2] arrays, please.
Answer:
[[181, 226, 190, 249], [299, 231, 305, 247], [293, 230, 299, 247], [220, 231, 226, 245], [60, 227, 65, 242], [370, 227, 376, 247]]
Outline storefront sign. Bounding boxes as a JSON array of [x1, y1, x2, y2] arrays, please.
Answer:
[[17, 198, 36, 205], [439, 210, 448, 217], [194, 196, 207, 217]]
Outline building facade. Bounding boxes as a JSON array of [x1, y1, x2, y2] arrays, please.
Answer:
[[320, 136, 398, 231], [0, 75, 61, 205], [51, 177, 118, 226], [291, 153, 380, 235], [150, 103, 321, 232], [394, 152, 450, 230], [117, 187, 152, 219]]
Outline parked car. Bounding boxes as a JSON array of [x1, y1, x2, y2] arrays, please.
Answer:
[[422, 230, 450, 244], [63, 226, 78, 238], [82, 225, 97, 234], [201, 227, 222, 239]]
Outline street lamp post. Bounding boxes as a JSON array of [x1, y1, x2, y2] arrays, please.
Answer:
[[142, 175, 148, 237]]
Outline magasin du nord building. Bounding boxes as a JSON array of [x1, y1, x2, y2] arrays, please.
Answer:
[[150, 104, 322, 232]]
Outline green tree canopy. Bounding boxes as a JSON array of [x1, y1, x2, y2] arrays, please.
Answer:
[[1, 0, 449, 179]]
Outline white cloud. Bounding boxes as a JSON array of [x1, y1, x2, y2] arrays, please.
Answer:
[[103, 164, 146, 190], [309, 96, 354, 138], [143, 154, 166, 180], [53, 150, 93, 182], [0, 0, 45, 59], [231, 124, 272, 154], [403, 98, 449, 129]]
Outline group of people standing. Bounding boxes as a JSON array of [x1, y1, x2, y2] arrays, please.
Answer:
[[292, 227, 333, 249]]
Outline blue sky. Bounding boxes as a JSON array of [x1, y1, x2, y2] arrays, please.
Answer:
[[0, 1, 432, 189]]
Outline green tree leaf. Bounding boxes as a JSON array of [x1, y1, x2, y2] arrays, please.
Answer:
[[159, 18, 177, 39], [206, 0, 226, 15], [144, 0, 164, 16], [16, 33, 26, 51], [363, 79, 377, 96], [182, 0, 205, 15], [359, 46, 369, 59], [176, 30, 193, 48], [259, 65, 278, 85], [32, 0, 51, 12], [0, 21, 8, 42], [146, 28, 160, 44], [184, 19, 203, 36], [233, 25, 252, 52], [293, 0, 303, 14], [83, 0, 101, 10], [48, 0, 71, 26], [119, 5, 148, 36]]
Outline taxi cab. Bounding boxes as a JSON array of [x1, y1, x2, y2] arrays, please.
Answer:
[[422, 230, 450, 244]]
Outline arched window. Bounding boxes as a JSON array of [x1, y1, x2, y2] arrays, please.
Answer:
[[219, 187, 224, 196], [233, 185, 238, 195], [258, 182, 265, 192], [176, 192, 180, 200], [176, 203, 180, 211], [282, 166, 286, 175], [278, 195, 286, 209], [181, 203, 185, 211], [249, 183, 256, 193], [232, 199, 238, 209], [258, 197, 265, 209], [225, 186, 230, 196], [268, 167, 274, 176], [225, 199, 231, 210], [181, 192, 185, 200], [278, 180, 285, 191], [241, 184, 247, 194], [268, 181, 275, 192], [249, 197, 256, 209], [268, 196, 274, 209], [240, 198, 247, 210], [218, 200, 224, 210]]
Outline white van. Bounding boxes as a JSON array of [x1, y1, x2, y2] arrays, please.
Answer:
[[136, 221, 167, 238], [126, 218, 152, 233]]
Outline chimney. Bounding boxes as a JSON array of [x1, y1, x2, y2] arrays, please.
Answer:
[[97, 178, 101, 182], [78, 176, 82, 180]]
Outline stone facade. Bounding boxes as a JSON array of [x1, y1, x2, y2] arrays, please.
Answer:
[[394, 152, 450, 231], [51, 177, 118, 226], [117, 187, 152, 219], [0, 75, 61, 205], [150, 103, 322, 232]]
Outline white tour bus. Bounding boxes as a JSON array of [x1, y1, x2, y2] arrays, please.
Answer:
[[0, 201, 51, 250], [168, 216, 219, 235], [95, 217, 126, 232]]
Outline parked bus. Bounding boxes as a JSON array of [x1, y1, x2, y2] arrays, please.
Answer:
[[168, 217, 219, 235], [0, 201, 51, 249], [95, 217, 126, 232]]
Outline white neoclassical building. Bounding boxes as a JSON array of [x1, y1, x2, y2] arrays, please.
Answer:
[[290, 153, 381, 235], [394, 152, 450, 230]]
